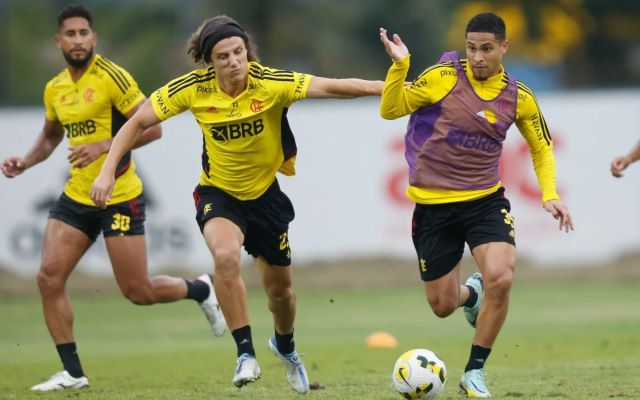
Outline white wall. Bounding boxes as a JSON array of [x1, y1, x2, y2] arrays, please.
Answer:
[[1, 90, 639, 276]]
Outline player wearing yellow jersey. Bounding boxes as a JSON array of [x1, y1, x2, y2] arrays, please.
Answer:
[[611, 139, 640, 177], [90, 15, 383, 393], [379, 13, 573, 397], [1, 5, 226, 392]]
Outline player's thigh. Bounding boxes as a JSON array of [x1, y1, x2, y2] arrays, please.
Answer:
[[464, 188, 516, 252], [412, 203, 465, 283], [194, 185, 245, 267], [423, 260, 463, 307], [100, 195, 148, 285], [40, 218, 93, 279], [244, 181, 295, 267], [202, 217, 244, 255], [470, 242, 516, 282], [464, 188, 516, 280], [105, 235, 148, 287], [42, 193, 98, 277]]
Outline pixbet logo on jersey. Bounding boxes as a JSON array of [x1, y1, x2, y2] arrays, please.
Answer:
[[209, 119, 264, 142]]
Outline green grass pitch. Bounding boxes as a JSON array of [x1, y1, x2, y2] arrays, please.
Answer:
[[1, 279, 639, 399]]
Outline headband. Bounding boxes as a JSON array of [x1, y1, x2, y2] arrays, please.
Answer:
[[199, 20, 247, 61]]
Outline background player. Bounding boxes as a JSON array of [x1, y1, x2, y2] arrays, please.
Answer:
[[611, 139, 640, 177], [1, 5, 226, 391]]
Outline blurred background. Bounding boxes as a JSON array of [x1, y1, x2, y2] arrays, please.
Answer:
[[1, 0, 639, 104], [1, 0, 639, 279]]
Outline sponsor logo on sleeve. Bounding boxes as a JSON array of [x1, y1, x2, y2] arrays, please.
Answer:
[[154, 89, 170, 115]]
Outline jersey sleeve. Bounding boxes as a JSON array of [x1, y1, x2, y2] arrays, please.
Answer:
[[43, 80, 57, 121], [105, 64, 146, 115], [149, 73, 193, 121], [514, 82, 560, 203], [275, 69, 312, 107], [380, 56, 456, 119]]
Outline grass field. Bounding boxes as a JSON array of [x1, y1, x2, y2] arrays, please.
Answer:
[[1, 260, 640, 399]]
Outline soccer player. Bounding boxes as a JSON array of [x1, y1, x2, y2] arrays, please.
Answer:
[[1, 5, 226, 391], [379, 12, 573, 397], [610, 139, 640, 177], [90, 15, 383, 393]]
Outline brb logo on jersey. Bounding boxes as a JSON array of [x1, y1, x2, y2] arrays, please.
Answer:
[[209, 119, 264, 142], [64, 119, 97, 138]]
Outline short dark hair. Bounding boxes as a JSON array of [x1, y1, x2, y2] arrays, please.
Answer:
[[57, 4, 93, 29], [465, 12, 506, 41]]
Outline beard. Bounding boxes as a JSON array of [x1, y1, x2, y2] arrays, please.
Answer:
[[63, 47, 94, 69]]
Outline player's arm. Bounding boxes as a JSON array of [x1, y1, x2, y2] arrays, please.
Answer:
[[1, 117, 64, 178], [305, 76, 384, 99], [90, 99, 161, 208], [610, 139, 640, 177], [378, 28, 442, 120], [515, 83, 573, 232], [125, 100, 162, 148], [68, 100, 162, 168]]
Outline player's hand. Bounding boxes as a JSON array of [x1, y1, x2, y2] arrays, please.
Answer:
[[1, 156, 27, 178], [543, 199, 574, 233], [379, 27, 409, 62], [68, 139, 111, 168], [610, 155, 631, 178], [90, 171, 115, 209]]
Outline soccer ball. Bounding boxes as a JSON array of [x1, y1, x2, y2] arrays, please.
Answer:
[[392, 348, 447, 399]]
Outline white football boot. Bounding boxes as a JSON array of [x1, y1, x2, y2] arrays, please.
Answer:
[[31, 370, 89, 391], [268, 336, 310, 394], [196, 274, 227, 336], [459, 369, 491, 398], [463, 273, 484, 328], [232, 353, 261, 387]]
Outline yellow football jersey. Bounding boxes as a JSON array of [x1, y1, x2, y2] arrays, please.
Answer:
[[150, 62, 312, 200], [44, 54, 146, 205]]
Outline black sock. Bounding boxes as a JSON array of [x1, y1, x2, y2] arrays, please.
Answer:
[[463, 285, 478, 308], [184, 278, 210, 302], [56, 342, 84, 378], [275, 330, 295, 355], [232, 325, 255, 357], [465, 344, 491, 372]]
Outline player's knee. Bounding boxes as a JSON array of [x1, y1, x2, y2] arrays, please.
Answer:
[[485, 270, 513, 300], [428, 297, 457, 318], [122, 286, 155, 305], [36, 267, 65, 293], [266, 285, 294, 304], [213, 250, 241, 282]]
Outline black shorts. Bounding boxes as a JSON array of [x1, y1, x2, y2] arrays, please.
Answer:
[[48, 193, 146, 242], [411, 187, 516, 282], [193, 180, 295, 266]]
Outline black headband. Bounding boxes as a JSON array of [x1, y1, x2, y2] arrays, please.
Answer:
[[199, 20, 247, 62]]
